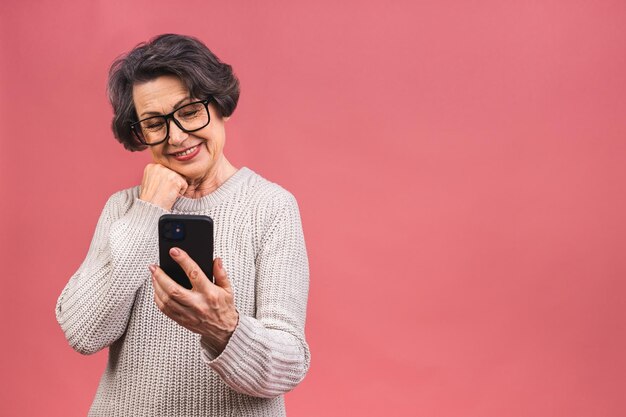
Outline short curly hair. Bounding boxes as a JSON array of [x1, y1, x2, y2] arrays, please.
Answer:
[[107, 34, 240, 151]]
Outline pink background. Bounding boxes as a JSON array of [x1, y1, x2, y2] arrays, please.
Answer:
[[1, 1, 626, 416]]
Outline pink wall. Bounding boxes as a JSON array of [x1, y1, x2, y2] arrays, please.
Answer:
[[2, 1, 626, 416]]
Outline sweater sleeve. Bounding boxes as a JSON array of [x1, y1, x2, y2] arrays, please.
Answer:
[[200, 192, 311, 398], [55, 190, 168, 355]]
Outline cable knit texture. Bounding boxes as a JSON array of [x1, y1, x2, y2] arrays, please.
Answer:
[[56, 167, 310, 417]]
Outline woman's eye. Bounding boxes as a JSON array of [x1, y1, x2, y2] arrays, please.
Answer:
[[145, 122, 165, 131], [180, 110, 199, 118]]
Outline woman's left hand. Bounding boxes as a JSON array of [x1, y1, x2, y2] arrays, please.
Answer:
[[150, 248, 239, 354]]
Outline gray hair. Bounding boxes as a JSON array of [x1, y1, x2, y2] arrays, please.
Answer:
[[107, 34, 240, 151]]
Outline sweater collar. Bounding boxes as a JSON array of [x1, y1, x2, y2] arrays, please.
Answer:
[[171, 167, 253, 213]]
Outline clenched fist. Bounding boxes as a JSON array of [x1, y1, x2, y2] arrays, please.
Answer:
[[139, 163, 188, 211]]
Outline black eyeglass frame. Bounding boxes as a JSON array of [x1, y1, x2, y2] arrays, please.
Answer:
[[130, 98, 213, 146]]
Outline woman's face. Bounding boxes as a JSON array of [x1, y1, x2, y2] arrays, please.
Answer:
[[132, 75, 228, 183]]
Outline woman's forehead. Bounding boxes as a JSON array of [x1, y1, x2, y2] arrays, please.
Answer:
[[132, 75, 191, 116]]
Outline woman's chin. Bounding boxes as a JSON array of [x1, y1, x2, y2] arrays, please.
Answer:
[[169, 156, 212, 179]]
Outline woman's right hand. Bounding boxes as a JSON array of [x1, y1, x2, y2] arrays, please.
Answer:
[[139, 163, 188, 211]]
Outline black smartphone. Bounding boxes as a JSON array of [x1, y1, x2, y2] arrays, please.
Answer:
[[158, 214, 214, 289]]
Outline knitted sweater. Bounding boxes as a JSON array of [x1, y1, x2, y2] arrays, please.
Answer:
[[56, 167, 310, 417]]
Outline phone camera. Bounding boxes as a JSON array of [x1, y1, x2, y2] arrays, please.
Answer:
[[163, 221, 186, 241]]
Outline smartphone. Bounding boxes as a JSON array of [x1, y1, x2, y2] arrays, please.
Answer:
[[158, 214, 214, 289]]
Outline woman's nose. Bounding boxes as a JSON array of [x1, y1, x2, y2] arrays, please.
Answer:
[[167, 120, 189, 145]]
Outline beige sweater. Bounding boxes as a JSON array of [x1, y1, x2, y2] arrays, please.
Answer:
[[56, 167, 310, 416]]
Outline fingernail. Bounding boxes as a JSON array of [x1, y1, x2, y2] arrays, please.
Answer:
[[149, 264, 157, 273], [170, 248, 180, 256], [219, 259, 224, 270]]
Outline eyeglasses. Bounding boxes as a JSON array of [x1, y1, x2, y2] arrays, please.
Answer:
[[130, 98, 212, 146]]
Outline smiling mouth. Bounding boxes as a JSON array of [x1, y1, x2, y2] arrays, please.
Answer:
[[171, 145, 199, 157]]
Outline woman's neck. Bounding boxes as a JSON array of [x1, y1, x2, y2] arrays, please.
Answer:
[[182, 157, 238, 199]]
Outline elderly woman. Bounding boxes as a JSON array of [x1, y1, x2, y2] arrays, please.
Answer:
[[55, 34, 310, 417]]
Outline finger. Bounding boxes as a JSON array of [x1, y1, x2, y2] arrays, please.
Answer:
[[152, 277, 187, 317], [150, 264, 194, 307], [166, 168, 186, 190], [169, 247, 211, 292], [152, 278, 199, 327], [212, 258, 233, 293], [178, 177, 189, 195], [150, 265, 210, 329]]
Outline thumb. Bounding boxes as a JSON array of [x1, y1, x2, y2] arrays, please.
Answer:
[[213, 258, 232, 293]]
